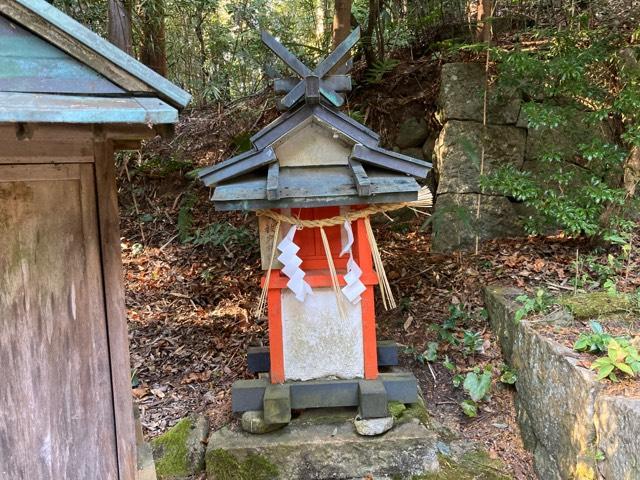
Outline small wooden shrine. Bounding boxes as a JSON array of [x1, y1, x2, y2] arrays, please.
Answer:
[[0, 1, 190, 478], [200, 28, 431, 423]]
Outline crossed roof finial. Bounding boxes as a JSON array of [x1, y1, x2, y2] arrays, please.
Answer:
[[261, 27, 360, 110]]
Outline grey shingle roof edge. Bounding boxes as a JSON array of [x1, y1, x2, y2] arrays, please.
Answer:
[[9, 0, 191, 109], [0, 92, 178, 124]]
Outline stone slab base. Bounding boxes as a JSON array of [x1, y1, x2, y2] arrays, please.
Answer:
[[206, 408, 439, 479], [232, 371, 417, 413]]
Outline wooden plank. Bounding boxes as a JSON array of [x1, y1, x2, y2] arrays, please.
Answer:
[[312, 105, 379, 146], [104, 124, 161, 141], [0, 123, 95, 162], [261, 30, 311, 78], [0, 15, 123, 95], [0, 162, 119, 478], [266, 162, 280, 200], [213, 167, 419, 209], [0, 13, 65, 58], [201, 147, 277, 186], [2, 1, 191, 107], [0, 92, 178, 124], [315, 27, 360, 77], [348, 159, 371, 196], [351, 144, 430, 178], [304, 74, 320, 105], [214, 191, 418, 211], [231, 372, 417, 412], [258, 215, 284, 269], [275, 121, 351, 168], [0, 3, 150, 94], [274, 75, 353, 95], [93, 135, 137, 480], [251, 105, 312, 150]]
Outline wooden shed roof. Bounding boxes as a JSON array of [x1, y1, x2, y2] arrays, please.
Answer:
[[0, 0, 190, 124]]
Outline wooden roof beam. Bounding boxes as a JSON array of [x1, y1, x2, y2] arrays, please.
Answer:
[[199, 147, 277, 186], [348, 159, 371, 196], [350, 144, 431, 178], [266, 162, 280, 200]]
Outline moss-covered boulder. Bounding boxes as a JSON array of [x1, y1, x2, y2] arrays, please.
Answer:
[[151, 414, 209, 479], [414, 450, 511, 480], [559, 291, 634, 319], [206, 449, 278, 480]]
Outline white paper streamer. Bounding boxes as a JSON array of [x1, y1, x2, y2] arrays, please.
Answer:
[[340, 220, 366, 304], [277, 225, 313, 302]]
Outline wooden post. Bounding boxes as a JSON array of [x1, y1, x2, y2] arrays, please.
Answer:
[[354, 217, 378, 380], [267, 274, 286, 384], [93, 131, 137, 480]]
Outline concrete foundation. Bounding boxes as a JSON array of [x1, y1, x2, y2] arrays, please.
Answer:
[[206, 407, 439, 479]]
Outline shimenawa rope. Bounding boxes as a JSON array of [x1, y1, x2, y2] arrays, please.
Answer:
[[254, 187, 432, 317]]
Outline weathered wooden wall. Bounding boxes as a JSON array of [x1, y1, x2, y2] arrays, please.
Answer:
[[0, 123, 139, 480]]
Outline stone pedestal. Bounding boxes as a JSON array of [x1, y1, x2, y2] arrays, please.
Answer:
[[206, 407, 439, 479]]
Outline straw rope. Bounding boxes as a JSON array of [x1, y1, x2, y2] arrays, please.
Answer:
[[254, 219, 281, 317], [255, 187, 433, 228], [364, 216, 396, 309], [254, 187, 432, 317], [319, 227, 348, 321]]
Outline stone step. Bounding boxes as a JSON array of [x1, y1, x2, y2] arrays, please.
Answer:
[[205, 407, 439, 479]]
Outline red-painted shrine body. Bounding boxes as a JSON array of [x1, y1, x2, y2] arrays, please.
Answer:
[[199, 28, 432, 420], [264, 208, 379, 384]]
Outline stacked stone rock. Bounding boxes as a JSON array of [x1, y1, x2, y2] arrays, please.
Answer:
[[432, 62, 525, 252], [431, 62, 614, 252]]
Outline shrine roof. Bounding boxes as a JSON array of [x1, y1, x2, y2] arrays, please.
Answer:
[[210, 166, 421, 211], [0, 0, 190, 124], [198, 103, 431, 210], [198, 27, 431, 211]]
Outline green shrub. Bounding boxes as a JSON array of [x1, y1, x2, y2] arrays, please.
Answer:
[[482, 28, 640, 239]]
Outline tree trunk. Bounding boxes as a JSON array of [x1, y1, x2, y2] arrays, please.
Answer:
[[332, 0, 352, 48], [139, 0, 167, 77], [362, 0, 380, 67], [476, 0, 493, 43], [107, 0, 132, 54]]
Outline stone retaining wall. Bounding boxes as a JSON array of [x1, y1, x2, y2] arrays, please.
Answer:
[[484, 286, 640, 480]]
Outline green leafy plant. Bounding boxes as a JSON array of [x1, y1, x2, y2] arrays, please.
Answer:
[[177, 193, 197, 243], [442, 355, 456, 372], [603, 278, 618, 296], [459, 367, 493, 417], [463, 367, 492, 402], [414, 341, 439, 364], [462, 330, 484, 356], [499, 365, 518, 385], [187, 222, 254, 248], [460, 399, 478, 418], [364, 58, 400, 84], [514, 289, 554, 322], [590, 338, 640, 381], [482, 27, 640, 240], [574, 321, 612, 354]]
